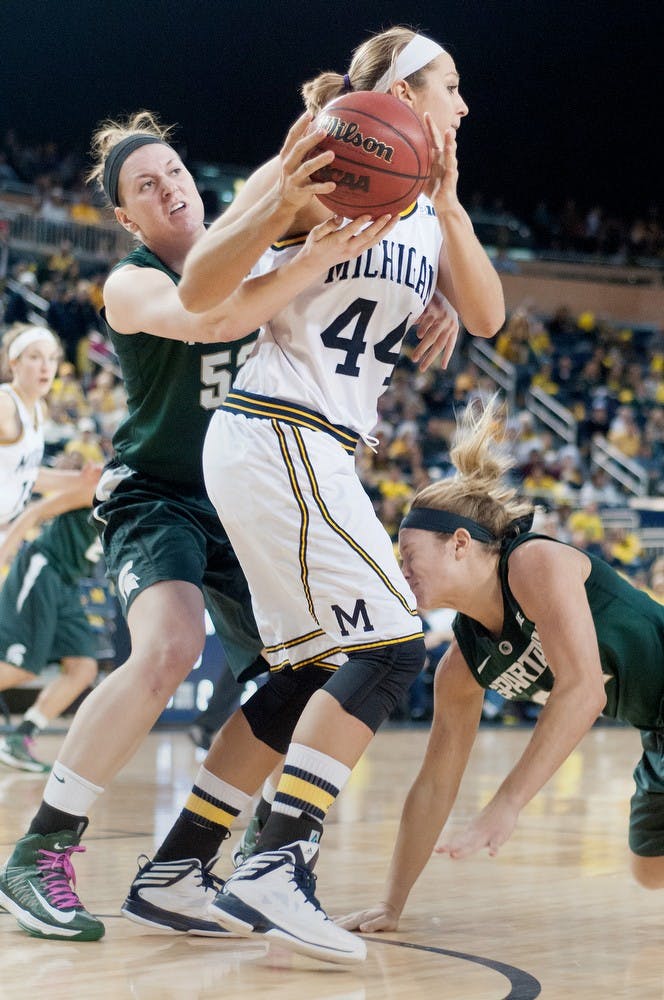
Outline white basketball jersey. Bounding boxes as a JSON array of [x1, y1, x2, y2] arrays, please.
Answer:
[[0, 384, 45, 526], [235, 197, 443, 436]]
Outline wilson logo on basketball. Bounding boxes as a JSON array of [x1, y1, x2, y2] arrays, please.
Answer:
[[318, 114, 395, 163]]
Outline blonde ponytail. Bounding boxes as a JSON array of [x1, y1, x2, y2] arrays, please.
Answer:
[[411, 396, 534, 542]]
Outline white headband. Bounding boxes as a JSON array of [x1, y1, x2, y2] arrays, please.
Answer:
[[8, 327, 59, 362], [373, 34, 446, 93]]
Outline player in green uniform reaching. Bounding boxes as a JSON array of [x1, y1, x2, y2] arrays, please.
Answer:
[[341, 396, 664, 935], [0, 452, 100, 773]]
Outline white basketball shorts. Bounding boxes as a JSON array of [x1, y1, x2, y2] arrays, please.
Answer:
[[203, 405, 422, 671]]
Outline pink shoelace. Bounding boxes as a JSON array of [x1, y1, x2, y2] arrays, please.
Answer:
[[36, 845, 86, 909]]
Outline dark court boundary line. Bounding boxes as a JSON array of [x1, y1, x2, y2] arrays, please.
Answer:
[[368, 936, 542, 1000]]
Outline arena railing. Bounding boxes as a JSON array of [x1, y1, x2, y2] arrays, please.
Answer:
[[526, 386, 577, 444], [468, 337, 516, 406], [0, 205, 132, 266], [591, 436, 649, 496]]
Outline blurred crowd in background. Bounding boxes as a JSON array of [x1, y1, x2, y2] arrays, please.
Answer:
[[2, 126, 664, 728]]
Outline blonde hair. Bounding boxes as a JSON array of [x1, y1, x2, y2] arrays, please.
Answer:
[[1, 323, 62, 380], [302, 26, 435, 114], [86, 110, 175, 201], [412, 395, 534, 543]]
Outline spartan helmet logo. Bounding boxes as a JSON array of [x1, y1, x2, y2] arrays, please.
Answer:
[[117, 560, 140, 605], [5, 644, 27, 668]]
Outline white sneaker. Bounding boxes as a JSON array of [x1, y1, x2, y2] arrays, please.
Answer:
[[122, 856, 239, 936], [207, 841, 367, 965]]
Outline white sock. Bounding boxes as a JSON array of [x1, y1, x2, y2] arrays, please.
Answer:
[[44, 762, 104, 816], [195, 766, 251, 813], [262, 775, 278, 804], [272, 743, 351, 819], [23, 707, 49, 731]]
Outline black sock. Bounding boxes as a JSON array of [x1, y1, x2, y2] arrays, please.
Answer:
[[28, 802, 87, 838], [255, 810, 323, 854], [153, 814, 229, 867], [15, 720, 38, 738]]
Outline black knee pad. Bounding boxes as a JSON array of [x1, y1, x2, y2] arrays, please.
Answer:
[[242, 663, 332, 753], [322, 636, 426, 733]]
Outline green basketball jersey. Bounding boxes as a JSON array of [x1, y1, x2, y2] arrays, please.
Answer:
[[453, 532, 664, 730], [104, 245, 257, 488], [33, 507, 100, 584]]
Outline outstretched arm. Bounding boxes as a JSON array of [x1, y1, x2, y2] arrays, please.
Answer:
[[338, 640, 484, 932], [34, 462, 100, 497], [439, 541, 607, 860], [425, 117, 505, 339], [0, 482, 97, 569], [105, 212, 396, 345]]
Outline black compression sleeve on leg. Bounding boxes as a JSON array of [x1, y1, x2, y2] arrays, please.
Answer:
[[322, 636, 426, 732], [242, 664, 332, 753]]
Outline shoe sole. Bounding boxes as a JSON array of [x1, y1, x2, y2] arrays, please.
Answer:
[[0, 753, 50, 773], [0, 885, 104, 941], [121, 898, 241, 937], [208, 891, 366, 965]]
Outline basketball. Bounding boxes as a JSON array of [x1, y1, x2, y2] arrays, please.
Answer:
[[309, 91, 431, 218]]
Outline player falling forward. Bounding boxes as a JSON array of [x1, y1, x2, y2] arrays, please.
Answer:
[[341, 396, 664, 936]]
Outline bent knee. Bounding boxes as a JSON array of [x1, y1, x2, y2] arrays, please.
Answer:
[[139, 631, 206, 693], [62, 657, 98, 687], [157, 631, 205, 670], [630, 852, 664, 889], [326, 636, 427, 732]]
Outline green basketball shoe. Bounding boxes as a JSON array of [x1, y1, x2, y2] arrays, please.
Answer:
[[231, 813, 265, 868], [0, 734, 51, 773], [0, 830, 105, 940]]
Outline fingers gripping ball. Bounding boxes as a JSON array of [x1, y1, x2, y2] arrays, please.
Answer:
[[310, 92, 430, 218]]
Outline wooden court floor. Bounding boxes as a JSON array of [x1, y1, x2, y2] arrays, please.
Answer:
[[0, 724, 661, 999]]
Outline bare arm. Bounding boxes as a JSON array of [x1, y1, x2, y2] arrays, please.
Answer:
[[425, 118, 505, 339], [440, 541, 607, 860], [0, 391, 19, 442], [410, 290, 460, 373], [0, 484, 96, 568], [105, 212, 397, 345], [34, 462, 101, 497], [338, 640, 484, 931]]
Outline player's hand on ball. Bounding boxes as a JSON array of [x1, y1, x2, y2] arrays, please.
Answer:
[[334, 902, 400, 933], [298, 213, 397, 274], [435, 798, 520, 859], [424, 116, 460, 212], [412, 290, 459, 372], [276, 112, 337, 212]]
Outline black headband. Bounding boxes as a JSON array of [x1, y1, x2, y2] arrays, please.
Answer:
[[102, 135, 169, 207], [400, 507, 535, 544], [400, 507, 497, 542]]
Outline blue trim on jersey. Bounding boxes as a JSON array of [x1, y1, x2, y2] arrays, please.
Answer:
[[221, 390, 360, 453]]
